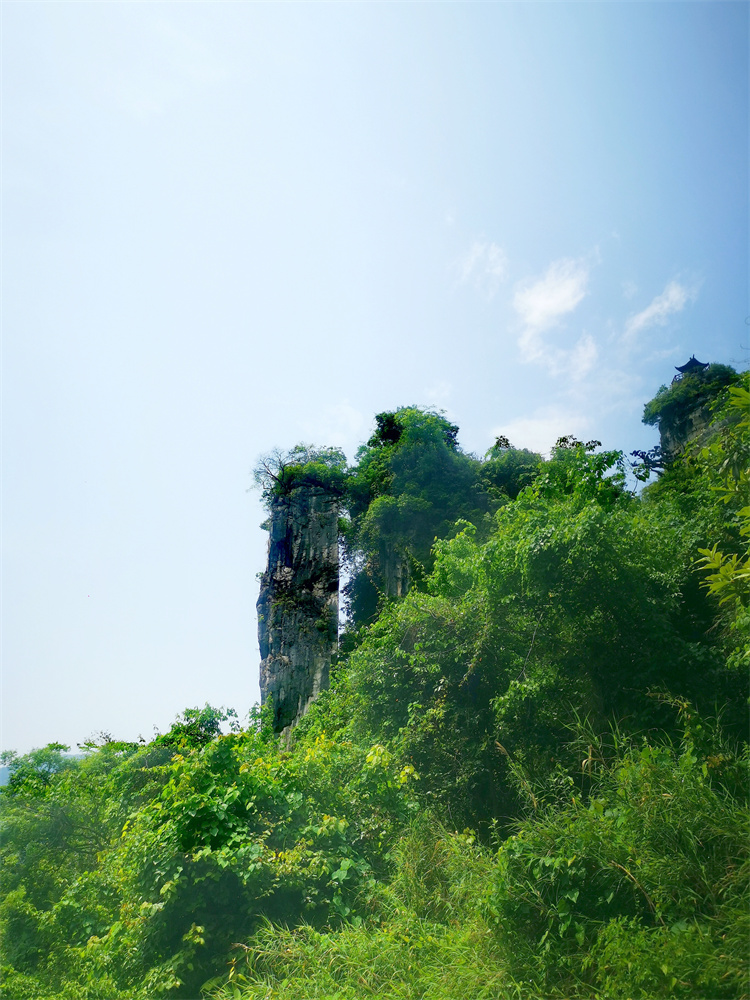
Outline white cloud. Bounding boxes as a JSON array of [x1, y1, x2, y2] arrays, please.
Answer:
[[458, 239, 509, 298], [621, 279, 638, 300], [568, 333, 598, 379], [514, 258, 589, 343], [516, 329, 599, 379], [491, 408, 590, 457], [512, 257, 594, 377], [623, 281, 696, 344]]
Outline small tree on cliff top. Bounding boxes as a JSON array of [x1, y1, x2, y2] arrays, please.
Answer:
[[253, 445, 348, 508]]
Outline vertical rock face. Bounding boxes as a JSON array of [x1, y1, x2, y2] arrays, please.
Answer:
[[380, 548, 410, 600], [660, 403, 715, 458], [257, 487, 339, 733]]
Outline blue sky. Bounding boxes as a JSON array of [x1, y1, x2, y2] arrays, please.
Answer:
[[3, 2, 747, 754]]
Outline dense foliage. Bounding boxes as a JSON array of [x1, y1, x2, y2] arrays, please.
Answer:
[[2, 374, 748, 999]]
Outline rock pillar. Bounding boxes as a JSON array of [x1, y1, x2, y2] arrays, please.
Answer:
[[257, 487, 339, 732]]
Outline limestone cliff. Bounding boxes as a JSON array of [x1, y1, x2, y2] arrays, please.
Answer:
[[659, 402, 715, 458], [257, 486, 339, 733], [379, 547, 410, 600], [643, 364, 739, 464]]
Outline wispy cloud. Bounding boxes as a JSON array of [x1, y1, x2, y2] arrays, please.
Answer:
[[623, 280, 697, 345], [512, 257, 595, 378], [514, 258, 589, 340], [569, 333, 598, 375], [491, 407, 591, 456], [458, 240, 509, 298]]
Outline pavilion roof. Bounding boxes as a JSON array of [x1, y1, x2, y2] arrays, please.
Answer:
[[675, 355, 709, 374]]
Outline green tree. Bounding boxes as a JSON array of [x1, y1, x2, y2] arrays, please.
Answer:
[[253, 445, 348, 509]]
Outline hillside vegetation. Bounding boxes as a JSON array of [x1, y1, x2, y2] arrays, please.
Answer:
[[2, 374, 748, 1000]]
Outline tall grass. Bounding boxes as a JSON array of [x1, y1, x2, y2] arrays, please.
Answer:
[[205, 723, 749, 1000], [204, 817, 523, 1000], [205, 917, 516, 1000]]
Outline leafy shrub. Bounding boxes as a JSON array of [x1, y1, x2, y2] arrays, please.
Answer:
[[490, 719, 749, 998]]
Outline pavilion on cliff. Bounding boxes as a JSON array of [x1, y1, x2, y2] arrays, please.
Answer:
[[672, 355, 709, 382]]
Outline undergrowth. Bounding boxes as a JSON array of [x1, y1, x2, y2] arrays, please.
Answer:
[[203, 720, 749, 1000]]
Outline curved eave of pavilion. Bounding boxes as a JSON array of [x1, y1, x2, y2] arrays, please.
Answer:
[[674, 355, 709, 374]]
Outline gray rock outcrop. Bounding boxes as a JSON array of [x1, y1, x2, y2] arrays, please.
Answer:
[[659, 402, 715, 458], [380, 547, 410, 600], [257, 486, 339, 733]]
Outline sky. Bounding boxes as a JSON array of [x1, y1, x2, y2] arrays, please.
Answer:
[[2, 1, 748, 755]]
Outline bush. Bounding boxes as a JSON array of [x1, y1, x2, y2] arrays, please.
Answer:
[[490, 719, 749, 998]]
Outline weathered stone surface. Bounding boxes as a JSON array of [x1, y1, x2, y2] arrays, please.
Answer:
[[660, 402, 715, 458], [380, 548, 410, 600], [257, 487, 338, 732]]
